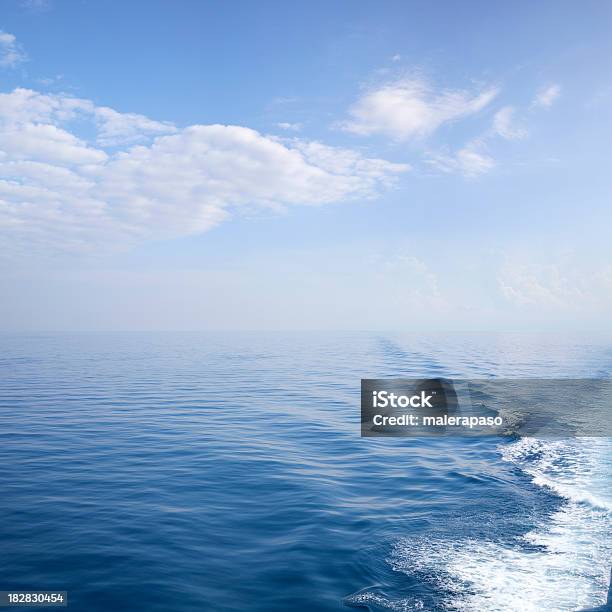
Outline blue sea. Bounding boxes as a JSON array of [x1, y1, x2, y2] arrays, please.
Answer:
[[0, 332, 610, 611]]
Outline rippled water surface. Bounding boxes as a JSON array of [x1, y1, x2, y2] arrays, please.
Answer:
[[0, 332, 610, 611]]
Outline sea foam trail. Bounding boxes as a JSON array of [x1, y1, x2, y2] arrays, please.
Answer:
[[501, 437, 612, 512], [366, 437, 612, 612]]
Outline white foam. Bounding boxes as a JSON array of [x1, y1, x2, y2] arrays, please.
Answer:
[[345, 590, 425, 611], [501, 437, 612, 512], [389, 533, 608, 612], [382, 437, 612, 611]]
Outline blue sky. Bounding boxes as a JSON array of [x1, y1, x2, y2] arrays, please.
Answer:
[[1, 0, 611, 331]]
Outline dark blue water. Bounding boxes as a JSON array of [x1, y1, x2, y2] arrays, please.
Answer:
[[0, 332, 610, 611]]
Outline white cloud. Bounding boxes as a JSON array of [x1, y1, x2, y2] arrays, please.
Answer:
[[340, 77, 498, 140], [276, 122, 302, 132], [493, 106, 527, 140], [36, 74, 64, 86], [498, 260, 612, 309], [93, 106, 176, 146], [0, 88, 408, 254], [0, 122, 107, 165], [0, 31, 26, 68], [424, 105, 527, 178], [0, 88, 92, 123], [425, 140, 494, 178], [532, 84, 561, 109], [292, 140, 409, 188], [0, 89, 175, 146]]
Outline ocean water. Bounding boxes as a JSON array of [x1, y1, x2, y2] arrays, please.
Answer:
[[0, 332, 610, 611]]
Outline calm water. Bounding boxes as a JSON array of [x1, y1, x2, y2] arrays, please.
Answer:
[[0, 332, 610, 611]]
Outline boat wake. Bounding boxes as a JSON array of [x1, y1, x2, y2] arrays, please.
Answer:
[[346, 437, 611, 612]]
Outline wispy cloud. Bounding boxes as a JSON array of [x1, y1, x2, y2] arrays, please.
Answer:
[[93, 106, 177, 146], [425, 139, 495, 178], [0, 88, 408, 254], [425, 104, 527, 178], [532, 84, 561, 109], [498, 259, 612, 309], [339, 77, 498, 140], [36, 74, 63, 86], [276, 122, 302, 132], [493, 106, 527, 140], [0, 31, 27, 68]]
